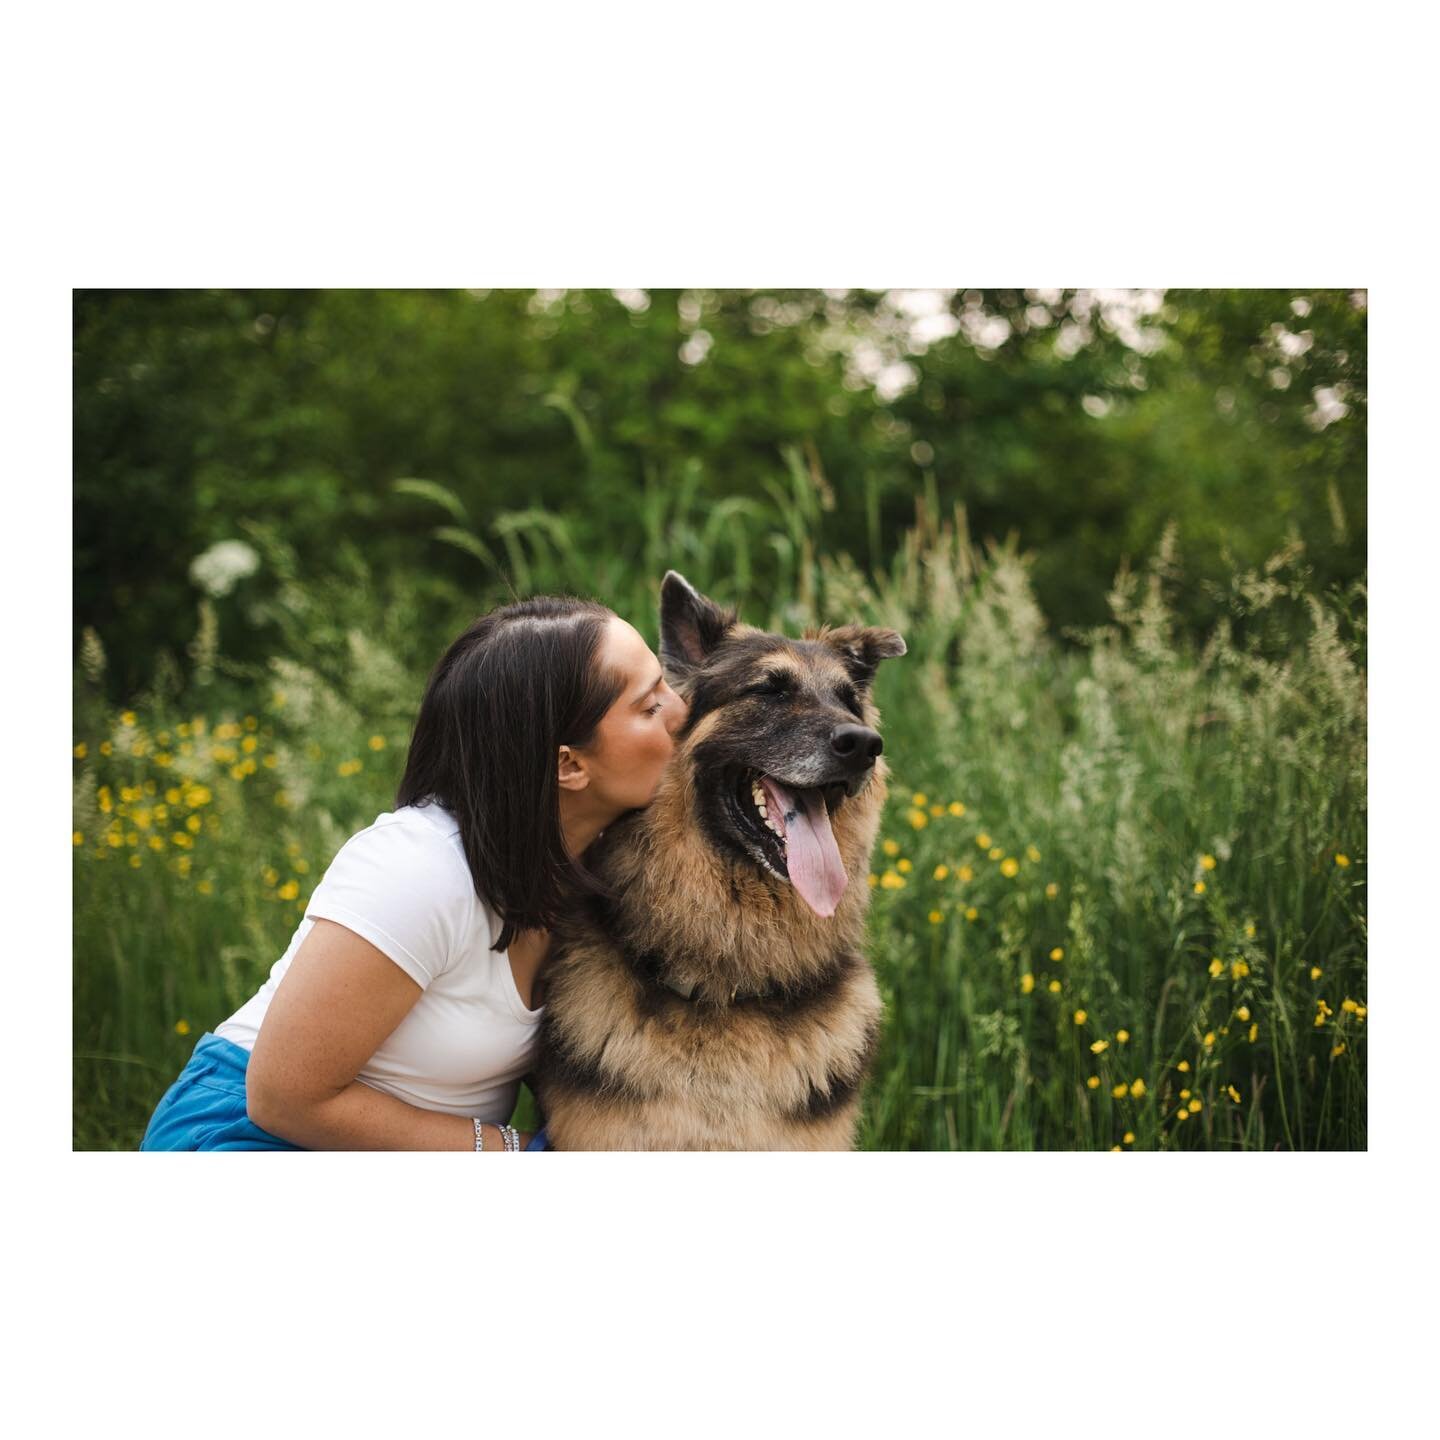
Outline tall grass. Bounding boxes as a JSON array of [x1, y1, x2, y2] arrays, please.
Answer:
[[72, 496, 1366, 1150]]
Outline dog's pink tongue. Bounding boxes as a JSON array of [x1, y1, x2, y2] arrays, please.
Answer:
[[762, 778, 848, 919]]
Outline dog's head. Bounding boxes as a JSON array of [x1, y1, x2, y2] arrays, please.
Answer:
[[658, 570, 906, 920]]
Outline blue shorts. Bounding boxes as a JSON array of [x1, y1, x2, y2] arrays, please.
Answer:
[[140, 1031, 551, 1151], [140, 1032, 303, 1150]]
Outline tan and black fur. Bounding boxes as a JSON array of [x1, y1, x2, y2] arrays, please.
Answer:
[[533, 571, 906, 1150]]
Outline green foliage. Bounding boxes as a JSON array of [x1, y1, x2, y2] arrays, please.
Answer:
[[73, 288, 1366, 699], [72, 500, 1366, 1149]]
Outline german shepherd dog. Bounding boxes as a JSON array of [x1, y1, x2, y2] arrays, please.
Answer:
[[532, 571, 906, 1150]]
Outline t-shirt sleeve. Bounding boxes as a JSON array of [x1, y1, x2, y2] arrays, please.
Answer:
[[303, 819, 465, 990]]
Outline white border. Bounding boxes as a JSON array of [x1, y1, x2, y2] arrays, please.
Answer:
[[8, 2, 1428, 1431]]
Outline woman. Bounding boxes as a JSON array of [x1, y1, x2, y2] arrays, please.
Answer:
[[140, 595, 688, 1151]]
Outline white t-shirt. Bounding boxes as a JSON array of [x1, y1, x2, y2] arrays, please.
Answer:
[[215, 801, 543, 1122]]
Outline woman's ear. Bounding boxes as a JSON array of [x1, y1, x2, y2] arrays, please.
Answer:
[[557, 744, 590, 793]]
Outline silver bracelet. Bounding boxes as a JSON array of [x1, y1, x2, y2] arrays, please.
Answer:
[[499, 1122, 519, 1153], [473, 1117, 485, 1152]]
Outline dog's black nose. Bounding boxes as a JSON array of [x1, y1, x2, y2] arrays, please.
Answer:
[[830, 724, 883, 769]]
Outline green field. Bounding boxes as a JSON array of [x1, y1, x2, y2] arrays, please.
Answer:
[[72, 506, 1366, 1150]]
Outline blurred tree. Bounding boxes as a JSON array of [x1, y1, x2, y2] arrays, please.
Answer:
[[73, 287, 1366, 700]]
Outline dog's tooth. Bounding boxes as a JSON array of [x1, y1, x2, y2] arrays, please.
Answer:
[[756, 804, 768, 818]]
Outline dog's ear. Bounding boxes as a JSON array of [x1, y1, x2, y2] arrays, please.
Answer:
[[822, 624, 907, 690], [660, 571, 736, 682]]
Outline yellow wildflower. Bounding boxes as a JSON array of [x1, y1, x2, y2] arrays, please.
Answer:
[[1112, 1083, 1128, 1099], [927, 910, 943, 925], [1313, 1012, 1326, 1028], [1090, 1039, 1108, 1054], [1116, 1029, 1130, 1044], [908, 809, 929, 830], [958, 865, 974, 882], [1331, 1043, 1346, 1058], [1123, 1132, 1135, 1145], [98, 786, 112, 813], [1176, 1108, 1189, 1122], [1048, 979, 1061, 993], [965, 907, 978, 921], [1208, 957, 1224, 978], [1129, 1078, 1147, 1099], [911, 792, 928, 807], [1236, 1005, 1250, 1022], [897, 858, 913, 874], [338, 759, 363, 777], [1000, 858, 1019, 878], [1355, 1005, 1366, 1020], [929, 804, 945, 818], [1050, 947, 1064, 962], [1244, 921, 1256, 938], [128, 854, 142, 869], [933, 864, 949, 880], [1202, 1031, 1216, 1049], [1248, 1023, 1258, 1043], [1311, 966, 1323, 980], [72, 831, 84, 847], [1045, 882, 1058, 898], [132, 806, 153, 831], [1201, 854, 1216, 870], [867, 873, 879, 888], [175, 1019, 190, 1036], [197, 879, 214, 895], [1180, 1089, 1191, 1100], [1087, 1076, 1100, 1090], [263, 753, 278, 769], [947, 801, 965, 817], [1194, 880, 1207, 895], [880, 871, 905, 890], [1227, 1085, 1241, 1103], [1335, 854, 1350, 868], [99, 740, 113, 756], [1231, 960, 1250, 980], [176, 856, 191, 877], [976, 832, 992, 849], [1073, 1010, 1087, 1026], [1187, 1098, 1202, 1113], [988, 846, 1003, 860], [74, 742, 88, 759], [147, 835, 165, 852], [278, 881, 300, 902], [186, 814, 202, 834], [1111, 1145, 1122, 1152], [1341, 998, 1358, 1014], [120, 711, 136, 726], [184, 785, 212, 808], [1026, 845, 1041, 862], [882, 839, 900, 857], [1177, 1060, 1190, 1073], [1020, 973, 1035, 995]]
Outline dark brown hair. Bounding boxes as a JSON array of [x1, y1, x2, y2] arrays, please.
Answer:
[[395, 596, 625, 951]]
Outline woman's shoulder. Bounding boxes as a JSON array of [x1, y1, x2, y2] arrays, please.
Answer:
[[336, 802, 503, 943]]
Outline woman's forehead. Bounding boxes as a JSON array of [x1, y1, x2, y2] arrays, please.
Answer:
[[604, 617, 655, 676]]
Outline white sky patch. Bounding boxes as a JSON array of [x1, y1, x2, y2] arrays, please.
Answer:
[[611, 289, 650, 313], [1306, 385, 1351, 430], [679, 329, 713, 366]]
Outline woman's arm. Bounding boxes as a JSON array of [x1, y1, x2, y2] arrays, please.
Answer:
[[246, 918, 529, 1151]]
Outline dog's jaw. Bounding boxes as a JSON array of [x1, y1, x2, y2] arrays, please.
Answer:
[[589, 751, 889, 1004]]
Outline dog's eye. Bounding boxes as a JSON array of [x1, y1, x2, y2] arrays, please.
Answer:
[[836, 685, 864, 718], [745, 676, 789, 699]]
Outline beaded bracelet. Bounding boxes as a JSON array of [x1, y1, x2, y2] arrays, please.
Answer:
[[473, 1117, 485, 1152], [499, 1122, 519, 1153]]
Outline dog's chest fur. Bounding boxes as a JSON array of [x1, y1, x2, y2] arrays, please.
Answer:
[[533, 759, 889, 1151]]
